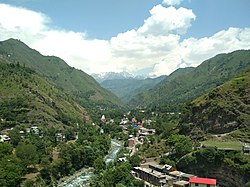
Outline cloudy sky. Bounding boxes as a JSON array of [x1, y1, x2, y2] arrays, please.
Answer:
[[0, 0, 249, 77]]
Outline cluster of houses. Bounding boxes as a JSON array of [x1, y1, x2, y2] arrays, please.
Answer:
[[131, 161, 217, 187], [118, 117, 156, 148], [0, 126, 42, 143], [116, 115, 219, 186], [0, 126, 74, 143], [127, 126, 156, 148]]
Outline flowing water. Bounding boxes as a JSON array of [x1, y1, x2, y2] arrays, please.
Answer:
[[58, 140, 122, 187]]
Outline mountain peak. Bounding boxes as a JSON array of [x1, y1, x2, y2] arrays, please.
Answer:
[[92, 71, 142, 83]]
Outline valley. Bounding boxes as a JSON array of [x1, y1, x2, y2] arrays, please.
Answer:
[[0, 39, 249, 187]]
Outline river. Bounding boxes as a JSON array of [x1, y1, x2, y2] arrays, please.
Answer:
[[58, 140, 123, 187]]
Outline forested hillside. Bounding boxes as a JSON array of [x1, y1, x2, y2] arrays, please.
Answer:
[[101, 76, 165, 103], [0, 39, 121, 111], [0, 60, 89, 130], [179, 70, 250, 140], [0, 57, 114, 187], [129, 50, 250, 111]]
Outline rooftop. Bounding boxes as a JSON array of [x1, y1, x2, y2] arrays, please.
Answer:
[[174, 180, 189, 185], [189, 177, 216, 185], [169, 171, 196, 179], [134, 167, 169, 179]]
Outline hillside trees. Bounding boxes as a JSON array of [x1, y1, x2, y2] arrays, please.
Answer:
[[16, 142, 39, 168], [90, 162, 144, 187], [0, 144, 24, 187], [167, 134, 192, 160]]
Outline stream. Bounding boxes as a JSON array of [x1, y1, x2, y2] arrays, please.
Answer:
[[58, 140, 123, 187]]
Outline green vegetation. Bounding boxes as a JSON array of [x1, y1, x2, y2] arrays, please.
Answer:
[[0, 121, 111, 186], [129, 50, 250, 111], [90, 162, 144, 187], [0, 38, 250, 186], [177, 147, 225, 172], [0, 39, 121, 115], [177, 148, 250, 186], [101, 76, 165, 103], [16, 142, 39, 168], [202, 140, 242, 151], [179, 70, 250, 138], [0, 61, 88, 129]]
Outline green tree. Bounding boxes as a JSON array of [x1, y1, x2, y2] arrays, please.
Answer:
[[0, 156, 24, 187], [167, 134, 192, 159], [23, 179, 35, 187], [16, 142, 39, 167], [8, 128, 22, 146], [128, 154, 141, 167], [93, 157, 106, 173], [0, 143, 13, 157]]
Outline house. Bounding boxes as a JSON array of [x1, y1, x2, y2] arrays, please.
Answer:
[[132, 167, 174, 187], [101, 115, 106, 122], [128, 138, 135, 147], [19, 130, 25, 138], [0, 135, 11, 142], [30, 126, 39, 134], [137, 121, 143, 128], [189, 177, 216, 187], [118, 157, 127, 162], [132, 118, 136, 123], [243, 143, 250, 153], [145, 162, 176, 174], [55, 133, 66, 142], [139, 127, 156, 136], [120, 118, 130, 125]]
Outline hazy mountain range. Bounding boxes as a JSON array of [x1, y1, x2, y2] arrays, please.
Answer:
[[92, 71, 147, 83]]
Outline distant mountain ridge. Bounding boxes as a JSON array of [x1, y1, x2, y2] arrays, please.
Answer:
[[0, 39, 121, 111], [92, 71, 146, 83], [101, 76, 166, 103], [128, 50, 250, 110]]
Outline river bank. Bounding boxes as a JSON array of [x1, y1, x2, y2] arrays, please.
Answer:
[[58, 167, 93, 187], [57, 139, 123, 187]]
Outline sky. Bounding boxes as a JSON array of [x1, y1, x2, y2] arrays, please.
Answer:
[[0, 0, 250, 77]]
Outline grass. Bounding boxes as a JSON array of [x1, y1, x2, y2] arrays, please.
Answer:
[[201, 140, 243, 151]]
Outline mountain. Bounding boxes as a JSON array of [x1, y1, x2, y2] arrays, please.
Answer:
[[128, 50, 250, 111], [179, 70, 250, 138], [0, 59, 89, 130], [92, 71, 138, 83], [101, 76, 166, 103], [0, 39, 121, 111]]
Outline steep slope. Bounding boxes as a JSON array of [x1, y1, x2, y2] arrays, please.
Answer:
[[0, 60, 89, 130], [0, 39, 121, 110], [101, 76, 166, 103], [179, 70, 250, 136], [128, 50, 250, 111]]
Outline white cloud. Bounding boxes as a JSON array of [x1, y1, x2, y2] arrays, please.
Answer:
[[0, 3, 249, 78], [109, 5, 195, 75], [162, 0, 183, 6], [138, 5, 196, 36], [180, 27, 250, 67], [0, 3, 113, 73]]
